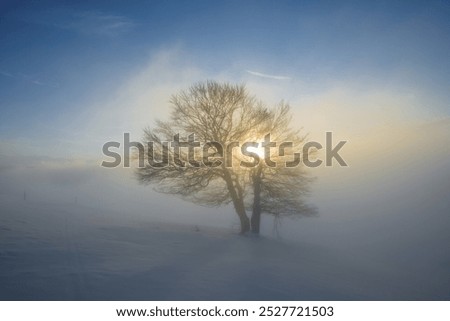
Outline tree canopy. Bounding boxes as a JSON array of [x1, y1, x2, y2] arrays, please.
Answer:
[[136, 81, 315, 234]]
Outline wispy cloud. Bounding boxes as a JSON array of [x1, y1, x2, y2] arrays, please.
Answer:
[[58, 11, 135, 37], [0, 71, 14, 78], [0, 70, 59, 88], [14, 8, 135, 37], [246, 70, 291, 80]]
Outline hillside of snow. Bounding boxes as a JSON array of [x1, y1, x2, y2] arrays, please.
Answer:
[[1, 195, 448, 300]]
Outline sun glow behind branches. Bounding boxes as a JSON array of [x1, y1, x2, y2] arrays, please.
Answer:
[[246, 145, 265, 159]]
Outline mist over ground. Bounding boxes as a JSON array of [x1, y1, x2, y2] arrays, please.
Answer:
[[1, 115, 448, 299]]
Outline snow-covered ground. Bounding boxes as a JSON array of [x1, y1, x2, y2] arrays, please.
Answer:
[[1, 195, 448, 300]]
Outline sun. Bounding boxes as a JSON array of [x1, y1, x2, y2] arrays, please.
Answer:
[[246, 145, 265, 158]]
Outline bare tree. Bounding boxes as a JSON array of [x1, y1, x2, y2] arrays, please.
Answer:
[[136, 81, 315, 234], [246, 103, 316, 234]]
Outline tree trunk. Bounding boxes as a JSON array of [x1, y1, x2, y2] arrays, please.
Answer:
[[222, 169, 250, 234], [251, 166, 263, 234], [232, 195, 250, 234], [238, 211, 250, 234]]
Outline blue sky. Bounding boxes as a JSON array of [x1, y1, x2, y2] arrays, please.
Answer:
[[0, 0, 449, 158]]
